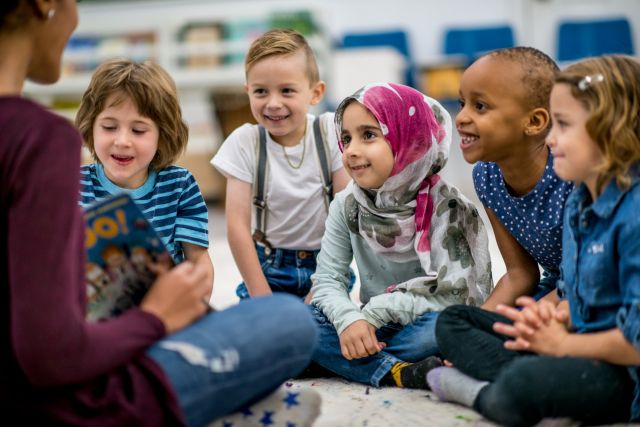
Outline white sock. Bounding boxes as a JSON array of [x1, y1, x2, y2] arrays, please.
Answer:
[[207, 384, 322, 427], [426, 366, 488, 407]]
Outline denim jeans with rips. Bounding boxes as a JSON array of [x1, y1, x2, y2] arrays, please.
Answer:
[[309, 304, 440, 387], [147, 294, 318, 427]]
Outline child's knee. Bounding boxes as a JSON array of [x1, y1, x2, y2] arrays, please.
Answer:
[[438, 304, 472, 323], [435, 304, 476, 340]]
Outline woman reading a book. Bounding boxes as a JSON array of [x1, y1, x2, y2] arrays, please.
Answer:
[[0, 1, 320, 426]]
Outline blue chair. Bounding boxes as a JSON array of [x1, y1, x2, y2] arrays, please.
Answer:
[[557, 17, 634, 62], [443, 24, 515, 65], [340, 30, 416, 88]]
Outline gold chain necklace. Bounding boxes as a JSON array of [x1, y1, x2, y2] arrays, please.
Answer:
[[281, 141, 306, 169]]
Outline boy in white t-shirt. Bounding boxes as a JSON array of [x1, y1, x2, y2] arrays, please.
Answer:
[[211, 28, 350, 300]]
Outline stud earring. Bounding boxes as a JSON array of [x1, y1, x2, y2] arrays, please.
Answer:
[[47, 9, 55, 19]]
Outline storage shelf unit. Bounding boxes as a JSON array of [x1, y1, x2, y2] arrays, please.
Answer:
[[23, 1, 331, 203], [24, 3, 331, 101]]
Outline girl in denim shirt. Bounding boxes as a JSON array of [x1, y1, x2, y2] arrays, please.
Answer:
[[427, 55, 640, 426]]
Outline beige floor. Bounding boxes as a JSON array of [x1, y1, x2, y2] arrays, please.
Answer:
[[206, 204, 503, 427], [206, 204, 639, 427], [288, 377, 498, 427]]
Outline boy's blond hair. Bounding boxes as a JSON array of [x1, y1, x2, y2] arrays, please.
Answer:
[[75, 58, 189, 171], [556, 55, 640, 193], [245, 28, 320, 85]]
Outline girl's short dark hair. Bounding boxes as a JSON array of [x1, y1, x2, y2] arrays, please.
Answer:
[[486, 46, 559, 113], [0, 0, 29, 32]]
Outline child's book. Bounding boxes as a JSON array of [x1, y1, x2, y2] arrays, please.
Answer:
[[84, 193, 173, 321]]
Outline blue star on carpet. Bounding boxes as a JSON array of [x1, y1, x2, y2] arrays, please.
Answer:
[[240, 406, 253, 417], [260, 410, 274, 426], [222, 422, 233, 427], [286, 422, 296, 427], [282, 391, 300, 409]]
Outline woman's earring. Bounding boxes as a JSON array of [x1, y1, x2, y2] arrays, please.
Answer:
[[48, 9, 56, 19]]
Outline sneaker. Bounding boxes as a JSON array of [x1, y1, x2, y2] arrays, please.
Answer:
[[207, 385, 322, 427]]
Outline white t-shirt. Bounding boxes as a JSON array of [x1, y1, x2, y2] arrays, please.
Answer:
[[211, 112, 344, 250]]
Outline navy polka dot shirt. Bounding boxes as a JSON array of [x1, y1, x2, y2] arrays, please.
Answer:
[[473, 152, 574, 283]]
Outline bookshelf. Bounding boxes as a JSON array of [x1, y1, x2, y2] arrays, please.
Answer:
[[24, 1, 331, 203]]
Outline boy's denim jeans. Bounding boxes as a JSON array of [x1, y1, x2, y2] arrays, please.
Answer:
[[147, 294, 317, 427], [237, 244, 355, 299], [309, 304, 440, 387]]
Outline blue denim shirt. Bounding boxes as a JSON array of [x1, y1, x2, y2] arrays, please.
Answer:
[[557, 177, 640, 420]]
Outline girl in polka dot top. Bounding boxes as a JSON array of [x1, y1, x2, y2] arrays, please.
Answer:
[[456, 47, 574, 311]]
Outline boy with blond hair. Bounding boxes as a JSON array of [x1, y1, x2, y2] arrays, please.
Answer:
[[212, 28, 350, 300]]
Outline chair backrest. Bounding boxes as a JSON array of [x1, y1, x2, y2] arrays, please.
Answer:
[[443, 24, 515, 65], [340, 30, 415, 87], [557, 17, 634, 62]]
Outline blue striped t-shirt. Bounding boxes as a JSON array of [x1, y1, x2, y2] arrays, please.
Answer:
[[80, 163, 209, 262]]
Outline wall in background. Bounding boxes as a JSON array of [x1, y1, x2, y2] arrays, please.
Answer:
[[75, 0, 640, 65], [69, 0, 639, 108], [26, 0, 639, 204]]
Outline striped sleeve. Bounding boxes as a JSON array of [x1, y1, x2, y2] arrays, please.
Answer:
[[173, 171, 209, 248], [79, 164, 109, 207]]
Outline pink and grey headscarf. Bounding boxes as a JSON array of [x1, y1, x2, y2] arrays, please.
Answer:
[[336, 83, 491, 306]]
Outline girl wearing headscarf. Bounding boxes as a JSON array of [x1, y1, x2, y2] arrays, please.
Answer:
[[309, 83, 493, 389]]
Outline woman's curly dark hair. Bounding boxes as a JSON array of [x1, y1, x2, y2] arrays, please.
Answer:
[[0, 0, 28, 32]]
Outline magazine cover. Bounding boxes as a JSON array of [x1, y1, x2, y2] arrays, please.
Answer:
[[84, 193, 173, 321]]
